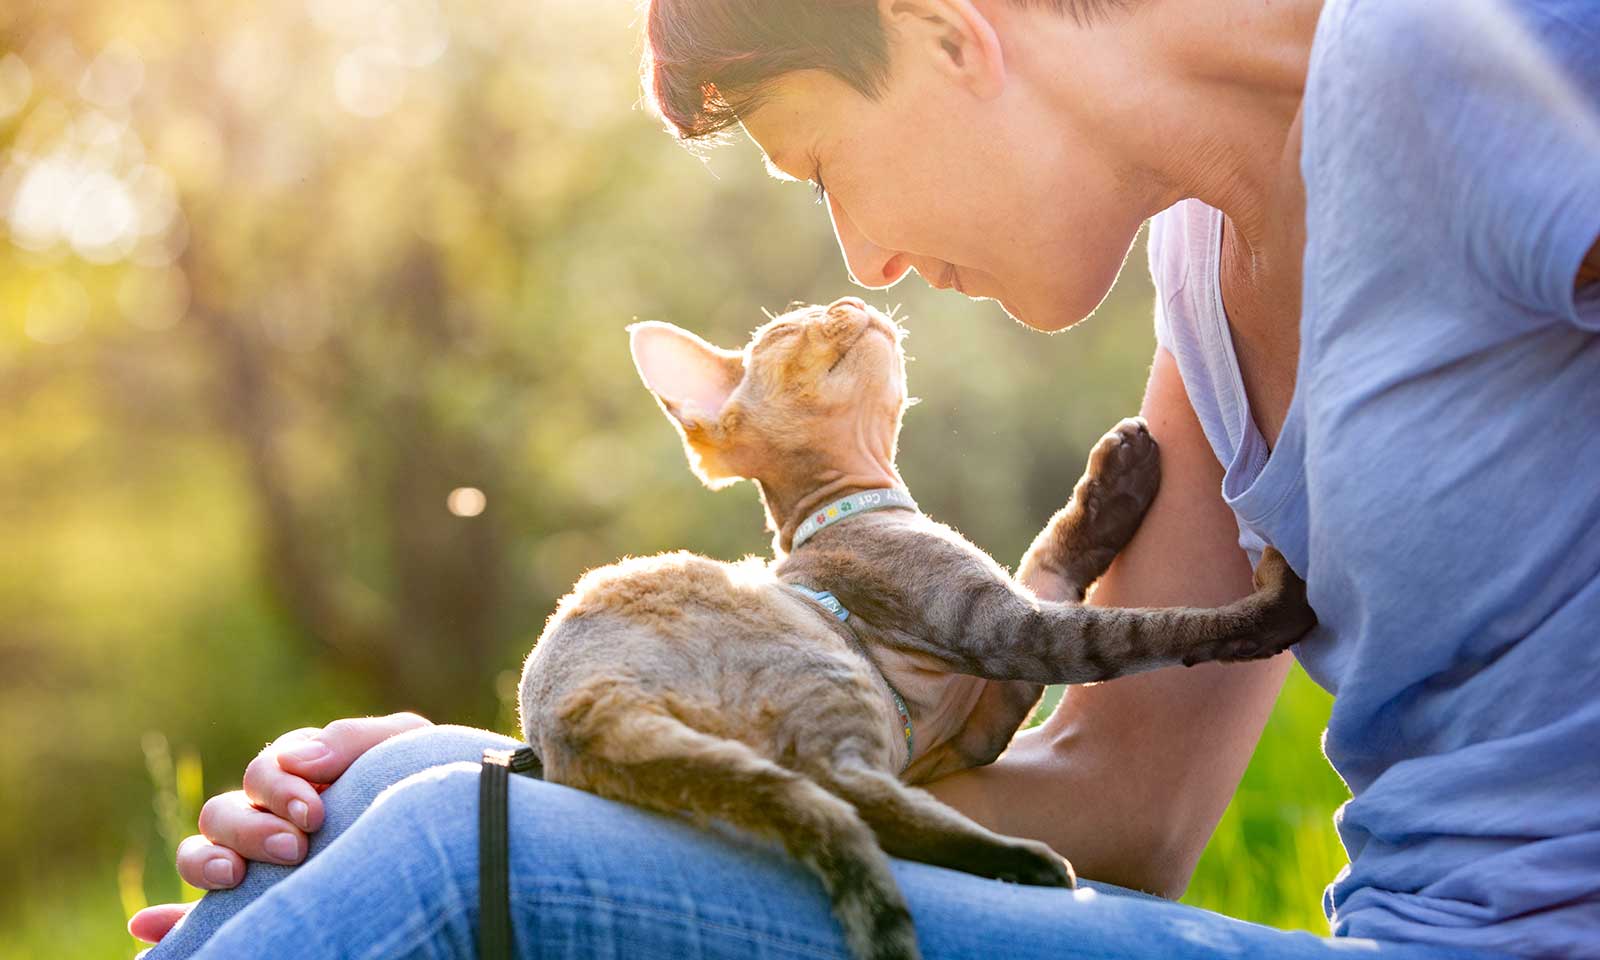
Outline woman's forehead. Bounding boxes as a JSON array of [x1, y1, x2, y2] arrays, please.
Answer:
[[740, 111, 814, 182], [738, 71, 859, 169]]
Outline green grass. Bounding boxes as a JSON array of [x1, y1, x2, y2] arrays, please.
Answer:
[[1, 880, 140, 960], [0, 734, 208, 960], [1182, 665, 1348, 931]]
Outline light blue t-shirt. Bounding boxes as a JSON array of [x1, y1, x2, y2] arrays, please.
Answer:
[[1150, 1, 1600, 956]]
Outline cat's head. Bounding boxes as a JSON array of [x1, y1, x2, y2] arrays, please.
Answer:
[[630, 297, 908, 491]]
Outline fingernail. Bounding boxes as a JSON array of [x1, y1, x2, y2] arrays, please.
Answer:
[[203, 858, 236, 887], [289, 799, 311, 830], [280, 741, 331, 763], [264, 833, 300, 863]]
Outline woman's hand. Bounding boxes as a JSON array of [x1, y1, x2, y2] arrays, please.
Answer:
[[127, 712, 431, 945]]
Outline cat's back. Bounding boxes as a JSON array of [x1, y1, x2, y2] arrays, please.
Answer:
[[520, 549, 865, 748], [556, 550, 772, 624]]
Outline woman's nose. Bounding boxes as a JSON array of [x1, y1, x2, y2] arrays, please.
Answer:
[[828, 195, 909, 289]]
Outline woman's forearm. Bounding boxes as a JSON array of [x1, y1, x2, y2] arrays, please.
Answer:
[[923, 658, 1289, 897], [923, 348, 1291, 897]]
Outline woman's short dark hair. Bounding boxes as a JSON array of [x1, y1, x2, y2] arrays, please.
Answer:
[[645, 0, 1128, 140]]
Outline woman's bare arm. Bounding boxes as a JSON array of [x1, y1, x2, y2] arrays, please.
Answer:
[[922, 346, 1292, 898]]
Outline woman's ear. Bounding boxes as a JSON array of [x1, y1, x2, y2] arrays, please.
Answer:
[[879, 0, 1006, 100], [628, 321, 746, 430]]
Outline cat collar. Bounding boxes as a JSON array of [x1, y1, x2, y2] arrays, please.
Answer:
[[786, 583, 916, 771], [790, 488, 919, 551]]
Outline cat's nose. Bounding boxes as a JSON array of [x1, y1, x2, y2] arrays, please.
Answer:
[[827, 296, 867, 316]]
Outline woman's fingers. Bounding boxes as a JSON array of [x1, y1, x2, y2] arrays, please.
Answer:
[[241, 712, 431, 834], [129, 902, 193, 944], [242, 738, 326, 833], [164, 714, 435, 899], [272, 712, 431, 785], [174, 833, 249, 890], [196, 790, 307, 868]]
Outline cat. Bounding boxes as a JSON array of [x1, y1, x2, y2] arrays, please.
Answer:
[[517, 297, 1316, 960]]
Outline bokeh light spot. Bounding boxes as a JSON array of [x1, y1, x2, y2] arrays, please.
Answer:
[[77, 41, 145, 109], [378, 0, 449, 67], [447, 486, 486, 517], [9, 154, 78, 250], [335, 47, 406, 118], [66, 169, 138, 262], [0, 54, 33, 122]]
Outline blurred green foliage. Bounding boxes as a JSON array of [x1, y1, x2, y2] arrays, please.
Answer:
[[0, 1, 1348, 955]]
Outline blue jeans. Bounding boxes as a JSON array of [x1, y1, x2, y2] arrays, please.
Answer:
[[147, 725, 1492, 960]]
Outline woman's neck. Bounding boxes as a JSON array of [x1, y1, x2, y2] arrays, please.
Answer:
[[1032, 0, 1322, 253], [1055, 0, 1321, 441]]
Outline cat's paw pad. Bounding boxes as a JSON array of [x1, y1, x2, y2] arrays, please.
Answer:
[[1084, 418, 1160, 502], [1069, 417, 1161, 551], [1018, 418, 1162, 599], [985, 839, 1077, 888]]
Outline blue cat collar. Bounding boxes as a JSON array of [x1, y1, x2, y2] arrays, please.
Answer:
[[788, 584, 849, 621]]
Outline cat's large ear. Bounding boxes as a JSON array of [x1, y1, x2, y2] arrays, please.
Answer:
[[629, 321, 744, 423], [628, 321, 747, 486]]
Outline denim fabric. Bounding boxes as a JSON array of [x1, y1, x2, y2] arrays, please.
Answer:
[[150, 726, 1494, 960]]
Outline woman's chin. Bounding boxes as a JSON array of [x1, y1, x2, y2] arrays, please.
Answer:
[[946, 276, 1087, 333], [1007, 298, 1080, 333]]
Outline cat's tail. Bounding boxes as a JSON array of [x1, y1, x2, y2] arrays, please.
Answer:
[[546, 677, 920, 960]]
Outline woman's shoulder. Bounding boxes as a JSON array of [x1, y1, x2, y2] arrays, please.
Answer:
[[1307, 0, 1598, 137], [1302, 0, 1600, 320]]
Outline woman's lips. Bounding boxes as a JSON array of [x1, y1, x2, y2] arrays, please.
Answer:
[[933, 262, 967, 295]]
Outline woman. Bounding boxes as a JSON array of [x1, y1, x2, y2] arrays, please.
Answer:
[[134, 0, 1600, 956]]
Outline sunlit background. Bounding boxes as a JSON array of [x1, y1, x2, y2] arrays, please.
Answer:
[[0, 2, 1348, 955]]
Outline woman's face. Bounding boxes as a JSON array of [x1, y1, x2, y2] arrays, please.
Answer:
[[741, 48, 1152, 333]]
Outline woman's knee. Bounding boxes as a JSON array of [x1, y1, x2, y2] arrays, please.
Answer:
[[344, 724, 518, 788], [317, 725, 518, 839], [362, 762, 486, 883]]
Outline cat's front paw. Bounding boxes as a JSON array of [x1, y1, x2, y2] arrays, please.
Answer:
[[1075, 417, 1162, 551], [1018, 418, 1162, 599], [1184, 547, 1317, 665], [978, 838, 1076, 889], [1085, 418, 1160, 500], [1251, 546, 1317, 635]]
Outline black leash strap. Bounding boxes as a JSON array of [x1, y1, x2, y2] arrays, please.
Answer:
[[479, 744, 543, 960]]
